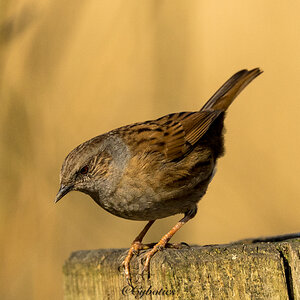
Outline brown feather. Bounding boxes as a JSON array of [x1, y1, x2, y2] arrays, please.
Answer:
[[57, 68, 262, 223], [118, 69, 262, 163], [201, 68, 262, 111]]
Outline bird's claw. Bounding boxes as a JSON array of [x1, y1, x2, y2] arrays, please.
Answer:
[[121, 241, 151, 285], [121, 241, 187, 284]]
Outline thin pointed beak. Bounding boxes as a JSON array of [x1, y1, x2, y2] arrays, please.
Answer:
[[55, 184, 73, 203]]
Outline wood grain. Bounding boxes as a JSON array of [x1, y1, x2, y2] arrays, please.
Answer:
[[63, 235, 300, 299]]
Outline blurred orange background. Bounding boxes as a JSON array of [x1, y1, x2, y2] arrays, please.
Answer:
[[1, 1, 300, 299]]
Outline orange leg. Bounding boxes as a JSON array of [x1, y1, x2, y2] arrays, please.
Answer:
[[122, 220, 155, 285], [143, 209, 196, 275]]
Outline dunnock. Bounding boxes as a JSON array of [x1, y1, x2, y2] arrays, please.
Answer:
[[55, 68, 262, 284]]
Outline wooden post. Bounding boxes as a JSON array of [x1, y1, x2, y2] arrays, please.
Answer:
[[63, 234, 300, 299]]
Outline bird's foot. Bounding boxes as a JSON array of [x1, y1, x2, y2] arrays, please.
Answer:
[[141, 241, 190, 278], [122, 241, 152, 286], [142, 239, 168, 278]]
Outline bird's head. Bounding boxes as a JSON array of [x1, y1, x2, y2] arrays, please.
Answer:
[[55, 135, 114, 203]]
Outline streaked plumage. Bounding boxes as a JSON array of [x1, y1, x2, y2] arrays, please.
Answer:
[[55, 68, 262, 284]]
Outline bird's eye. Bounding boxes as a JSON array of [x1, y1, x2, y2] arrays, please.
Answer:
[[80, 166, 89, 175]]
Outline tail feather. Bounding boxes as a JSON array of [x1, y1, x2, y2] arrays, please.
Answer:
[[201, 68, 262, 112]]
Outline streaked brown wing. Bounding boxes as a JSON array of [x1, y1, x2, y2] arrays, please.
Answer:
[[155, 110, 222, 161], [118, 110, 221, 162]]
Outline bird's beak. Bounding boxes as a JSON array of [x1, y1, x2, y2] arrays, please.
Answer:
[[55, 184, 73, 203]]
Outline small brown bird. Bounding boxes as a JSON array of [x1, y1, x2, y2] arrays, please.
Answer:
[[55, 68, 262, 284]]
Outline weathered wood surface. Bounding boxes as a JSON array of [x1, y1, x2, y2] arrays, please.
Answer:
[[63, 234, 300, 299]]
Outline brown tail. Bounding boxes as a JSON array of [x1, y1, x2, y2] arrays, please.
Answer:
[[200, 68, 262, 112]]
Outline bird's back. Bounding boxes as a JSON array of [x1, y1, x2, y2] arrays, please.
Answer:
[[109, 68, 262, 220]]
